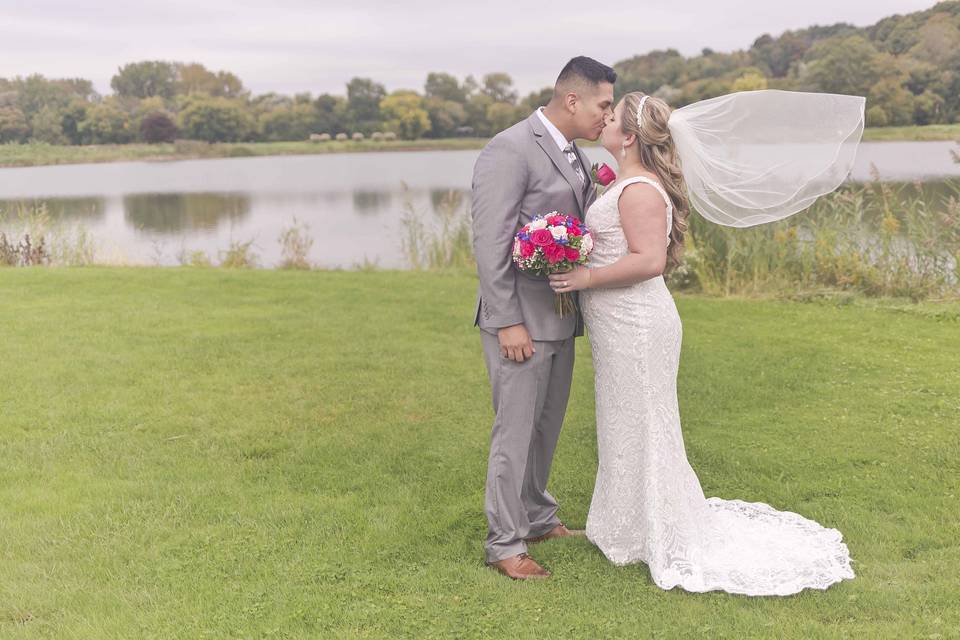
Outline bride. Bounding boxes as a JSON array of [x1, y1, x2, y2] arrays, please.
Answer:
[[548, 91, 857, 596]]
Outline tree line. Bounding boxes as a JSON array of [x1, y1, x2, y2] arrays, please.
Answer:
[[1, 1, 958, 145]]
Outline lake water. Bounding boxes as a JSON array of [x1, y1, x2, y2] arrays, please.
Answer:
[[0, 141, 957, 268]]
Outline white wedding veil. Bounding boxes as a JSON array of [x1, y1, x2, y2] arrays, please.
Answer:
[[666, 90, 866, 227]]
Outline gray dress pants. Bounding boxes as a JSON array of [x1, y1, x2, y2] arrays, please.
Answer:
[[480, 329, 575, 562]]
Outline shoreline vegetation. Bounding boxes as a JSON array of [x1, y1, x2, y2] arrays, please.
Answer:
[[3, 177, 958, 302], [0, 124, 958, 168]]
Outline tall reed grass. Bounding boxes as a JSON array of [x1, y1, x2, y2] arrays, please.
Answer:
[[400, 186, 474, 271], [678, 174, 960, 299], [399, 173, 959, 301], [0, 202, 96, 266]]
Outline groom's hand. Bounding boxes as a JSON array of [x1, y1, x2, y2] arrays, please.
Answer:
[[498, 324, 535, 363]]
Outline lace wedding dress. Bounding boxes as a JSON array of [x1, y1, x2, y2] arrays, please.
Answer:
[[579, 176, 855, 596]]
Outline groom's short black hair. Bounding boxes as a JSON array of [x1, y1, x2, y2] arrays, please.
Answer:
[[556, 56, 617, 88]]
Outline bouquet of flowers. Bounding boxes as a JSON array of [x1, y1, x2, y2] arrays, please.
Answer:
[[590, 162, 617, 196], [512, 212, 594, 317]]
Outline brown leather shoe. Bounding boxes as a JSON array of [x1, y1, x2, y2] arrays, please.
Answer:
[[486, 553, 551, 580], [525, 523, 584, 544]]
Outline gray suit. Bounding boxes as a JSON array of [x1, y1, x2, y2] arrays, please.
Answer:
[[471, 111, 596, 562]]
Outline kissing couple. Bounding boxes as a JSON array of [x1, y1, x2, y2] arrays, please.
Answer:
[[472, 55, 861, 595]]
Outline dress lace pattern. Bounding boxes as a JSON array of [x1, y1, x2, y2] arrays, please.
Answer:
[[579, 177, 855, 595]]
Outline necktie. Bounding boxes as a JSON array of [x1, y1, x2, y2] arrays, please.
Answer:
[[562, 144, 585, 186]]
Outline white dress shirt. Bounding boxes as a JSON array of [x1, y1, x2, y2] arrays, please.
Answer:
[[536, 107, 585, 185], [536, 107, 570, 152]]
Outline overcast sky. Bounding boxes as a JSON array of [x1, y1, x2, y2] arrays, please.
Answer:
[[0, 0, 940, 97]]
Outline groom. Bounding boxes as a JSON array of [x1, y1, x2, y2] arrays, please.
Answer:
[[471, 56, 616, 579]]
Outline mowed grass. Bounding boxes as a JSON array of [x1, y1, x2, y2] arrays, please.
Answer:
[[0, 268, 957, 639]]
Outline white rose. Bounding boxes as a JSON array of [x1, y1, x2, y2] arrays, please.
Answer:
[[550, 225, 568, 240], [581, 234, 594, 254], [528, 218, 548, 231]]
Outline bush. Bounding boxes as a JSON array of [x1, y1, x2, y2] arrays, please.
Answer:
[[278, 217, 314, 269], [140, 111, 179, 143], [179, 98, 254, 143], [335, 133, 348, 141], [218, 239, 258, 268], [352, 132, 364, 141]]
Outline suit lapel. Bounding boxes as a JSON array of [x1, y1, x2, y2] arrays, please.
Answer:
[[528, 112, 585, 216]]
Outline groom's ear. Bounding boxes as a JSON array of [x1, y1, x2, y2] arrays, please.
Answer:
[[564, 91, 579, 114]]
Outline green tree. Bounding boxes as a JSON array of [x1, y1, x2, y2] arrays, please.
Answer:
[[869, 77, 915, 125], [485, 102, 522, 133], [614, 49, 687, 95], [750, 32, 809, 78], [314, 94, 347, 135], [140, 111, 179, 143], [521, 87, 553, 111], [30, 105, 68, 144], [111, 61, 177, 99], [866, 105, 889, 127], [379, 91, 431, 139], [424, 72, 466, 103], [0, 106, 29, 143], [175, 63, 245, 97], [730, 70, 769, 92], [803, 36, 884, 96], [346, 77, 386, 132], [14, 75, 94, 117], [79, 99, 134, 144], [60, 99, 89, 145], [913, 89, 945, 125], [907, 11, 960, 67], [424, 97, 466, 138], [481, 73, 517, 104], [258, 103, 317, 141], [464, 92, 493, 136], [179, 97, 254, 142]]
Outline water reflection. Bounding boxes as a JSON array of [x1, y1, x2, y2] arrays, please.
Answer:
[[352, 190, 393, 214], [124, 192, 251, 233], [0, 196, 106, 223], [430, 189, 469, 216]]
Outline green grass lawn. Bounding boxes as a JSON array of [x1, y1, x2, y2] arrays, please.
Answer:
[[0, 268, 957, 638], [0, 123, 957, 168]]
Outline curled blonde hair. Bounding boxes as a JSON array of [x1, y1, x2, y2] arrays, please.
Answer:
[[620, 92, 689, 272]]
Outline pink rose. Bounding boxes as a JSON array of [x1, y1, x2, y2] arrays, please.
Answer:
[[547, 215, 567, 226], [567, 225, 582, 237], [544, 243, 565, 264], [530, 228, 554, 247], [596, 163, 616, 186], [564, 247, 580, 262], [520, 241, 535, 258]]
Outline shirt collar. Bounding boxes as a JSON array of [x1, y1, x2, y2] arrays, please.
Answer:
[[536, 107, 571, 152]]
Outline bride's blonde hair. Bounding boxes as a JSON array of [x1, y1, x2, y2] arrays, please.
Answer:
[[620, 92, 689, 272]]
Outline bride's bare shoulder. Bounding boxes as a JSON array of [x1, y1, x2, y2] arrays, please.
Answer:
[[618, 180, 667, 217]]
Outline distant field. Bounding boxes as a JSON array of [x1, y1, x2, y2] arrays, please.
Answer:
[[0, 123, 957, 168]]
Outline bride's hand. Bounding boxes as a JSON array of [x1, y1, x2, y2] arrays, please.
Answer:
[[549, 266, 591, 293]]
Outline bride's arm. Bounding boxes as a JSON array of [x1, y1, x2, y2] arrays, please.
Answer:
[[585, 184, 669, 289]]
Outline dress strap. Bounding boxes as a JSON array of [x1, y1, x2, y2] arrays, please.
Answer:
[[615, 176, 674, 244]]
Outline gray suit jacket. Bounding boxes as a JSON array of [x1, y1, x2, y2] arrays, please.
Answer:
[[471, 111, 596, 341]]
